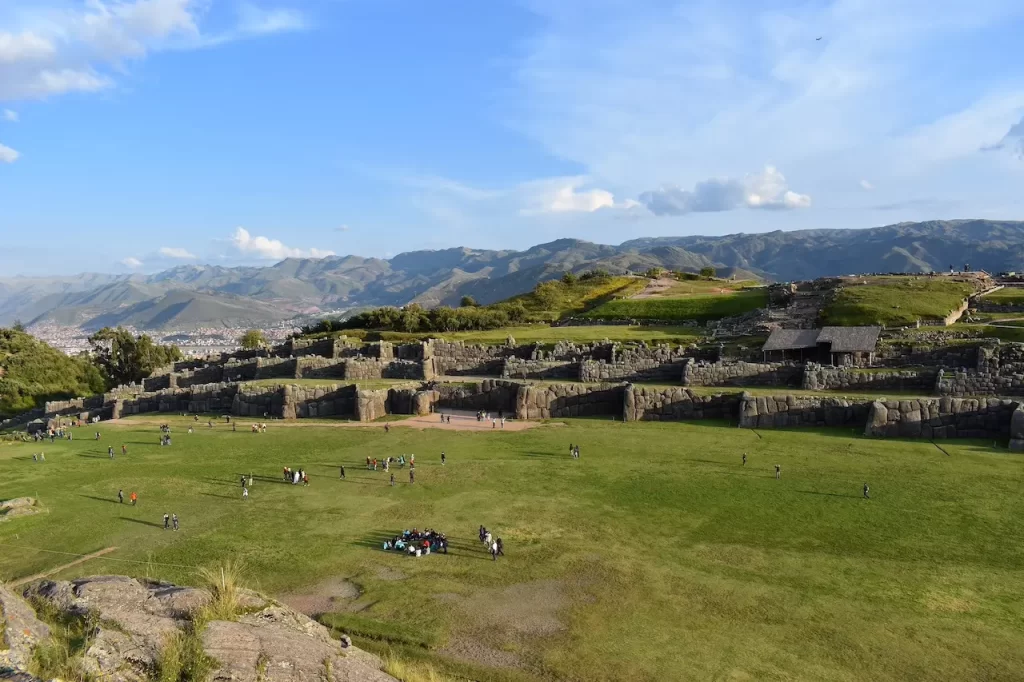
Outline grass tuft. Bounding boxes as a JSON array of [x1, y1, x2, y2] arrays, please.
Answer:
[[155, 628, 217, 682], [196, 559, 246, 624], [382, 653, 454, 682]]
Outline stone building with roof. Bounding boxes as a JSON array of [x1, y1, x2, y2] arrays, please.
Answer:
[[762, 326, 881, 366]]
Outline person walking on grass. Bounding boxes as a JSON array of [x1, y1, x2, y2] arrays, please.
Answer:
[[172, 513, 179, 531], [441, 452, 446, 466], [409, 468, 415, 484], [243, 486, 249, 500], [240, 475, 246, 488], [122, 444, 127, 456], [491, 540, 499, 561], [340, 465, 346, 480], [130, 491, 138, 506], [775, 464, 781, 480], [497, 538, 504, 557], [863, 483, 870, 499], [164, 513, 170, 530], [109, 446, 114, 460], [390, 473, 395, 487], [742, 453, 747, 466], [118, 489, 124, 504]]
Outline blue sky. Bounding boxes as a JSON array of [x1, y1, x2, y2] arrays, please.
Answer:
[[1, 0, 1023, 276]]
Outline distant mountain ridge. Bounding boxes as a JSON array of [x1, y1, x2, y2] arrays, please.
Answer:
[[3, 219, 1023, 331]]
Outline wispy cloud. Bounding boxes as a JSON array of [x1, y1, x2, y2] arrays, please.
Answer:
[[0, 142, 19, 163], [158, 246, 197, 259], [121, 256, 144, 268], [860, 180, 874, 191], [0, 0, 309, 102], [2, 109, 18, 122], [638, 167, 811, 216], [509, 0, 1024, 219], [230, 227, 334, 260]]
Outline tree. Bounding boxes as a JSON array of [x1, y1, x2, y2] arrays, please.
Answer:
[[88, 327, 182, 387], [644, 267, 665, 279], [699, 266, 717, 279], [238, 329, 268, 350], [561, 271, 578, 285], [459, 295, 478, 308]]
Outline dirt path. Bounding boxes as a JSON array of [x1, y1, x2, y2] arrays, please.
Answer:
[[10, 546, 118, 587], [629, 277, 677, 299]]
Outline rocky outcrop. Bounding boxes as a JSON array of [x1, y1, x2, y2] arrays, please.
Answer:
[[4, 576, 397, 682], [0, 583, 51, 670], [355, 389, 388, 422]]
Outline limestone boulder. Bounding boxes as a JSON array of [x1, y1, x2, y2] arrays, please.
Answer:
[[0, 583, 51, 670]]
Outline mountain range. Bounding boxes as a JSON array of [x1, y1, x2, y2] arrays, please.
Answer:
[[3, 219, 1024, 331]]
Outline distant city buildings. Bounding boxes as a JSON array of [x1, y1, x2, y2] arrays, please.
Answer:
[[28, 321, 301, 356]]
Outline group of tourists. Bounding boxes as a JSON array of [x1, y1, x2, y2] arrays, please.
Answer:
[[251, 423, 267, 433], [283, 467, 309, 486], [162, 512, 180, 530], [568, 443, 581, 459], [383, 528, 449, 556], [367, 454, 414, 471], [159, 424, 173, 446], [479, 525, 505, 561], [34, 427, 73, 443], [475, 410, 507, 429]]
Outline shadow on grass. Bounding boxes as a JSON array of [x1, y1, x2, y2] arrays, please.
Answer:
[[120, 516, 164, 528], [795, 490, 863, 499], [79, 494, 121, 504], [199, 491, 241, 501], [77, 452, 113, 459]]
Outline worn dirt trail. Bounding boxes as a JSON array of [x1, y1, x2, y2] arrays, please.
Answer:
[[10, 546, 118, 587]]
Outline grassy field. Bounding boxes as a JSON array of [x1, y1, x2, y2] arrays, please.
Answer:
[[821, 278, 975, 327], [2, 417, 1024, 681], [501, 276, 646, 322], [658, 279, 759, 298], [582, 289, 767, 323], [978, 287, 1024, 305]]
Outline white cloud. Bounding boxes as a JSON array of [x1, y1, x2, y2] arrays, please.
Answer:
[[0, 142, 19, 163], [230, 227, 335, 260], [639, 166, 811, 216], [158, 246, 197, 259], [0, 1, 308, 101], [859, 179, 874, 191], [509, 0, 1024, 223], [3, 109, 18, 122], [520, 178, 620, 215], [121, 256, 143, 268], [335, 224, 351, 232]]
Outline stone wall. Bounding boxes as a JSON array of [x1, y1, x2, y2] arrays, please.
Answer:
[[354, 389, 388, 422], [501, 358, 579, 380], [342, 359, 425, 381], [864, 397, 1017, 439], [296, 357, 346, 379], [683, 360, 802, 387], [290, 337, 337, 358], [803, 365, 938, 393], [425, 340, 510, 377], [934, 369, 1024, 397], [977, 342, 1024, 375], [175, 365, 226, 388], [233, 385, 281, 418], [516, 383, 624, 420], [255, 357, 297, 379], [143, 374, 171, 392], [291, 384, 357, 419], [579, 358, 687, 383], [625, 385, 741, 422], [739, 394, 869, 429], [876, 342, 980, 369], [432, 380, 520, 413]]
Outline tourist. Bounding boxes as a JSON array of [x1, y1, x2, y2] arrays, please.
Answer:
[[95, 432, 101, 440], [240, 475, 247, 488], [40, 452, 45, 461], [172, 513, 179, 531], [496, 538, 504, 556], [248, 474, 253, 488], [479, 525, 486, 542], [440, 413, 445, 423], [373, 458, 378, 471], [409, 468, 415, 484], [863, 483, 870, 499], [384, 422, 390, 433], [164, 513, 170, 530], [118, 489, 124, 504], [501, 417, 505, 429], [775, 464, 781, 480], [243, 486, 249, 500], [491, 540, 499, 561], [742, 453, 747, 466], [108, 446, 114, 459], [446, 415, 451, 424], [390, 473, 395, 486], [441, 451, 446, 466], [130, 491, 138, 506], [340, 465, 346, 479], [569, 443, 574, 458], [121, 444, 127, 456], [366, 456, 371, 470], [302, 473, 309, 487], [410, 454, 415, 466]]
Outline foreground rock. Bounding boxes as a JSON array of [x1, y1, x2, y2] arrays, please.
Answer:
[[2, 576, 397, 682]]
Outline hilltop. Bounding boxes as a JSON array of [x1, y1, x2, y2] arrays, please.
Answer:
[[3, 219, 1024, 331]]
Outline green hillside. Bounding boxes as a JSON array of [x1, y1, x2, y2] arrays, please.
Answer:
[[821, 277, 976, 327], [0, 328, 105, 416], [583, 288, 767, 322]]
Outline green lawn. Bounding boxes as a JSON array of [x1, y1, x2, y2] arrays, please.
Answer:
[[582, 289, 767, 323], [2, 417, 1023, 681], [979, 287, 1024, 305], [659, 278, 759, 297], [363, 325, 706, 346], [821, 278, 975, 326]]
